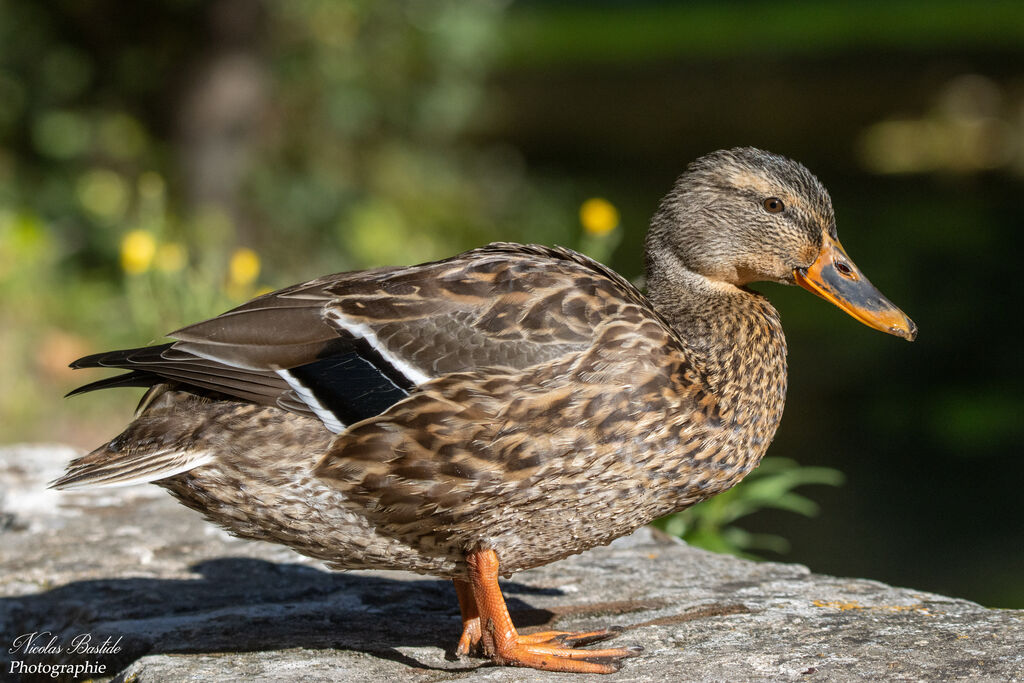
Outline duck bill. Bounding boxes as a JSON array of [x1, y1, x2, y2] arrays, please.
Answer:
[[794, 234, 917, 341]]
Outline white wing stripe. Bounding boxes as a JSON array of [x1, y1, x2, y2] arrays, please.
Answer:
[[276, 369, 347, 433], [326, 312, 432, 386]]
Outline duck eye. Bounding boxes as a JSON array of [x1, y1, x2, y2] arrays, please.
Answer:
[[762, 197, 785, 214]]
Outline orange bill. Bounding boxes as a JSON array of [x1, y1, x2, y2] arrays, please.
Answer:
[[794, 233, 917, 341]]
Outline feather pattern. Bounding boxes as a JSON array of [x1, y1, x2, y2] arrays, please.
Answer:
[[64, 244, 660, 439], [55, 148, 890, 582], [53, 148, 921, 674], [55, 447, 215, 489]]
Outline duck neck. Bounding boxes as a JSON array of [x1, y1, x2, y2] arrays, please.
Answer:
[[646, 250, 789, 439]]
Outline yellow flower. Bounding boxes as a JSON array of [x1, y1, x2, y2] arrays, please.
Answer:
[[579, 197, 620, 236], [229, 247, 260, 287], [120, 229, 156, 274], [154, 242, 187, 273]]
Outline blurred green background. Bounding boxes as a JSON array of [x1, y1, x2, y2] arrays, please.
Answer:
[[1, 1, 1021, 607]]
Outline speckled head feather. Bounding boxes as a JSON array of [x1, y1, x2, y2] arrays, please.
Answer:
[[647, 147, 835, 287]]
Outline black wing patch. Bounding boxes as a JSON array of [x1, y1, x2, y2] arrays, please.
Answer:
[[281, 349, 413, 431], [68, 338, 421, 434]]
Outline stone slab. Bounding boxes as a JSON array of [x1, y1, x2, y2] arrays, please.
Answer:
[[1, 445, 1022, 682]]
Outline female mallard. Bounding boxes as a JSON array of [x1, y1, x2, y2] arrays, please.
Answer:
[[56, 148, 915, 674]]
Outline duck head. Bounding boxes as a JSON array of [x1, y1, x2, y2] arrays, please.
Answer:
[[647, 147, 916, 341]]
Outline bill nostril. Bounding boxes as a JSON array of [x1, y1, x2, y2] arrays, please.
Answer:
[[833, 259, 855, 279]]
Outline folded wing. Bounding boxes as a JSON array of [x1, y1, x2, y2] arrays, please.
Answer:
[[67, 244, 654, 435]]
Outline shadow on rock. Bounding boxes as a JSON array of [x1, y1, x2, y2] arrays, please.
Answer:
[[1, 557, 559, 681]]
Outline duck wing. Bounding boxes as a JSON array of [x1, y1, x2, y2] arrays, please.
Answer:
[[68, 243, 659, 435]]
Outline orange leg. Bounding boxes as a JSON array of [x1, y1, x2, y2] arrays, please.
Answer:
[[453, 578, 482, 656], [464, 548, 642, 673]]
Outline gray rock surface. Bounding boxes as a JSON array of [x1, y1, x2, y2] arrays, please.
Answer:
[[1, 444, 1022, 682]]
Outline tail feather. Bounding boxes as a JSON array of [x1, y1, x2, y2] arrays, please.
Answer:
[[55, 386, 225, 490], [65, 342, 296, 410], [66, 343, 174, 398], [50, 446, 214, 490], [69, 343, 175, 369], [65, 370, 160, 398]]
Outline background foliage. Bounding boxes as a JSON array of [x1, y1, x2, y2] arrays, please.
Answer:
[[1, 0, 1021, 608]]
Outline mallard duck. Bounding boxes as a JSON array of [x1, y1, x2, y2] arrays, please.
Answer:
[[55, 148, 915, 674]]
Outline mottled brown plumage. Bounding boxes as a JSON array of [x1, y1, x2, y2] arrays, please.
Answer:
[[56, 148, 916, 673]]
